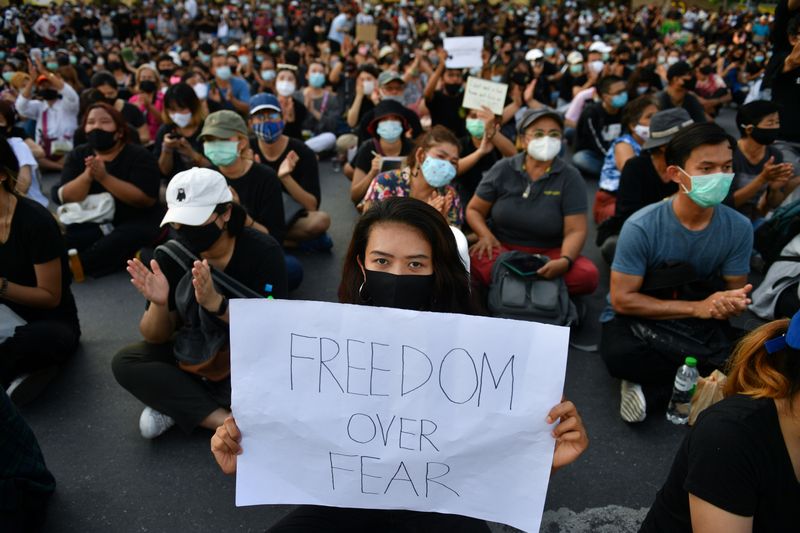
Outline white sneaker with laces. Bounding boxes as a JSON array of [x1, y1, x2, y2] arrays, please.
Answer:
[[139, 407, 176, 439], [620, 380, 647, 423]]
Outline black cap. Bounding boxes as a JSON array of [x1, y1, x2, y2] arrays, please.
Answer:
[[518, 107, 564, 132], [642, 108, 694, 150]]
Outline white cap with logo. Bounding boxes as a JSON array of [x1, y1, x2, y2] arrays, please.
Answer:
[[160, 167, 233, 227]]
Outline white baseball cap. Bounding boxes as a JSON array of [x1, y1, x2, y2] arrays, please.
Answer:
[[525, 49, 544, 61], [588, 41, 612, 54], [160, 168, 233, 227], [566, 51, 584, 65]]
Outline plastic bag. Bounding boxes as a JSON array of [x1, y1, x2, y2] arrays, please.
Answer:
[[688, 370, 727, 426]]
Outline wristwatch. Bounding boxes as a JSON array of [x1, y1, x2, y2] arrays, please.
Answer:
[[213, 296, 229, 317]]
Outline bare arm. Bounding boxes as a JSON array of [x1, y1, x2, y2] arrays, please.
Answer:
[[614, 142, 636, 173], [610, 271, 750, 320], [60, 167, 94, 203], [15, 166, 33, 195], [96, 172, 156, 208], [688, 494, 753, 533], [2, 258, 62, 309]]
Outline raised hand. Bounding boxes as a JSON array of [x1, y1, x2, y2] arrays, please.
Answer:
[[211, 416, 242, 475], [127, 258, 170, 306], [191, 259, 223, 313], [278, 150, 299, 179]]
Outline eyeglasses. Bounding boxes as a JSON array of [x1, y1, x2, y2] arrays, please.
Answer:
[[529, 130, 562, 139]]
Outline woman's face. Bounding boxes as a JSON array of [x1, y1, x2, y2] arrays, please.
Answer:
[[418, 142, 460, 169], [166, 103, 192, 115], [85, 107, 117, 134], [139, 68, 158, 84], [637, 104, 658, 127], [362, 222, 433, 276], [276, 70, 296, 85]]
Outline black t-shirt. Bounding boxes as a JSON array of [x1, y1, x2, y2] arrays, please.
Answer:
[[353, 137, 414, 173], [283, 100, 309, 142], [119, 101, 145, 128], [425, 90, 467, 138], [615, 155, 678, 223], [152, 122, 205, 180], [0, 197, 78, 325], [771, 59, 800, 143], [457, 135, 501, 208], [641, 395, 800, 532], [575, 101, 623, 155], [252, 136, 321, 208], [153, 229, 288, 312], [655, 90, 707, 124], [559, 72, 587, 101], [226, 163, 287, 245], [59, 143, 161, 225]]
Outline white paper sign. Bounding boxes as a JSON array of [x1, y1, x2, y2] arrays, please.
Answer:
[[462, 76, 509, 116], [444, 36, 484, 69], [230, 299, 569, 533]]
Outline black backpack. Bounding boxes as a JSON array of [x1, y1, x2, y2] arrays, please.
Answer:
[[754, 198, 800, 267], [487, 251, 577, 326]]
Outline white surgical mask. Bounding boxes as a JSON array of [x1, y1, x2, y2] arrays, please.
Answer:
[[276, 80, 296, 97], [666, 56, 679, 66], [362, 80, 375, 95], [527, 137, 561, 162], [192, 83, 209, 100], [169, 111, 193, 128], [589, 60, 604, 73], [633, 124, 650, 140]]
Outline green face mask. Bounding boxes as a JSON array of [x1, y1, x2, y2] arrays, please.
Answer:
[[678, 168, 734, 208], [204, 140, 240, 167], [466, 118, 485, 138]]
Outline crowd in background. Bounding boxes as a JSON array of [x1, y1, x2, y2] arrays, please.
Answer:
[[2, 0, 800, 531]]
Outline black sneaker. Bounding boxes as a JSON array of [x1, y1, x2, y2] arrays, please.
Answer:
[[5, 366, 59, 407]]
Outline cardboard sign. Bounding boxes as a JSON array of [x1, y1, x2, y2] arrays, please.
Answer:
[[230, 299, 569, 532], [462, 76, 509, 116], [356, 24, 378, 43], [443, 36, 484, 69]]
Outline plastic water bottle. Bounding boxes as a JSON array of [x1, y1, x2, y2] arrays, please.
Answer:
[[666, 357, 699, 425]]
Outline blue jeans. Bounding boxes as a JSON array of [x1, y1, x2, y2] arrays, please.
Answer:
[[572, 150, 604, 177]]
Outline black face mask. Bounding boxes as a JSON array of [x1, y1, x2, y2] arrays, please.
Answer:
[[87, 129, 118, 152], [159, 68, 175, 79], [37, 88, 60, 101], [699, 65, 713, 75], [443, 83, 462, 96], [107, 61, 122, 71], [682, 76, 697, 91], [102, 95, 118, 105], [139, 80, 157, 93], [751, 126, 779, 146], [176, 219, 223, 254], [362, 269, 435, 311]]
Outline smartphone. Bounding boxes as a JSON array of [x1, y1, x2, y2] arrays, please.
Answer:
[[501, 255, 547, 277], [380, 157, 404, 173]]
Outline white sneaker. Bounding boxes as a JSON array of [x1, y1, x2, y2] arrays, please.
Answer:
[[620, 380, 647, 423], [139, 407, 176, 439]]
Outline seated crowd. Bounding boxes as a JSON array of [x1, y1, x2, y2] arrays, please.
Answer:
[[2, 1, 800, 531]]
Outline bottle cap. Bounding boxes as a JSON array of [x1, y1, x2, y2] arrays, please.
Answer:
[[685, 356, 697, 367], [68, 248, 78, 256]]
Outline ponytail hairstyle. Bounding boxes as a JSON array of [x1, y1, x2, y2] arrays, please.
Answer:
[[725, 318, 800, 404]]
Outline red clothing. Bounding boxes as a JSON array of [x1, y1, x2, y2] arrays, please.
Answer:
[[470, 244, 599, 296]]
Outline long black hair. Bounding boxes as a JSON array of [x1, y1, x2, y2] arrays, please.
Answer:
[[338, 197, 475, 314]]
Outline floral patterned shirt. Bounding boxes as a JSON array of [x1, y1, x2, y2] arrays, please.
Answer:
[[363, 167, 464, 227]]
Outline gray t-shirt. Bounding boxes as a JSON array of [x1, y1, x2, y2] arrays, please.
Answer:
[[476, 153, 587, 248], [732, 145, 782, 220], [612, 198, 752, 280]]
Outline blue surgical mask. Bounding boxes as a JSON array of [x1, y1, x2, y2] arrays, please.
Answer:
[[376, 120, 403, 142], [261, 69, 276, 81], [636, 85, 649, 95], [253, 121, 284, 144], [569, 64, 583, 75], [754, 55, 765, 63], [610, 92, 628, 109], [198, 52, 211, 63], [309, 72, 326, 88], [215, 65, 232, 81], [544, 47, 556, 57], [678, 168, 734, 208], [2, 72, 13, 83], [421, 156, 457, 188]]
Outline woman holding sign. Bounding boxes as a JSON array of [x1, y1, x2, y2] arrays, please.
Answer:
[[211, 197, 589, 530]]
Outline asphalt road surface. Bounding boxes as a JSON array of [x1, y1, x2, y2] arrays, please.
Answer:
[[21, 113, 743, 532]]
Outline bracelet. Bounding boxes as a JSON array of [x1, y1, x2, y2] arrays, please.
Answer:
[[561, 255, 574, 270], [0, 277, 8, 298], [213, 296, 229, 317]]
